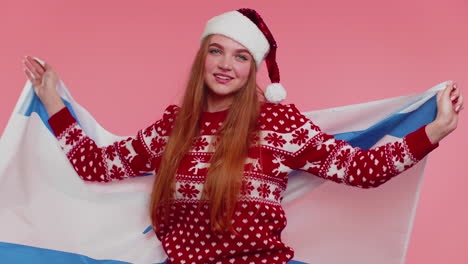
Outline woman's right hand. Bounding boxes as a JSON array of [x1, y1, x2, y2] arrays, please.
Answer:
[[22, 56, 65, 116]]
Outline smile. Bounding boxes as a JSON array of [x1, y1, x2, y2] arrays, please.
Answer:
[[214, 74, 233, 84]]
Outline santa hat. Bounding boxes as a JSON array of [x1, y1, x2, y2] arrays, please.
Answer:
[[201, 8, 286, 104]]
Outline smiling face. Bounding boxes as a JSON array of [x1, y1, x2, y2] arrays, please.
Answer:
[[203, 34, 254, 112]]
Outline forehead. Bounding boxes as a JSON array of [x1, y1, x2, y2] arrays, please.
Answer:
[[209, 34, 248, 51]]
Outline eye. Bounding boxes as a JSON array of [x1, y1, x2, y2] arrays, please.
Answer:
[[236, 54, 249, 61], [209, 48, 221, 54]]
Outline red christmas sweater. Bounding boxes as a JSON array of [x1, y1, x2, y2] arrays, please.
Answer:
[[48, 103, 438, 264]]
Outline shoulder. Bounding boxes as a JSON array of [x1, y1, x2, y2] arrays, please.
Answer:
[[163, 104, 180, 117], [141, 104, 180, 138], [259, 103, 313, 132], [258, 102, 325, 153]]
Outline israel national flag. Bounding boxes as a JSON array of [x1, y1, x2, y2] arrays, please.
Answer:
[[0, 78, 445, 264]]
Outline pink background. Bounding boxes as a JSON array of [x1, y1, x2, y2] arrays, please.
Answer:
[[1, 0, 467, 263]]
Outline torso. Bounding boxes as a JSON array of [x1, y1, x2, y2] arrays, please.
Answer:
[[151, 103, 304, 264]]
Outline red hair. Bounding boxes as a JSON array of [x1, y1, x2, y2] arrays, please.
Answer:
[[149, 35, 263, 233]]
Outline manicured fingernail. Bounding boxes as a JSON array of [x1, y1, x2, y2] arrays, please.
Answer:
[[451, 96, 456, 100], [456, 106, 460, 112]]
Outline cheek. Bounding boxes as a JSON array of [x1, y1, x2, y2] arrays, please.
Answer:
[[204, 56, 216, 74], [235, 63, 251, 82]]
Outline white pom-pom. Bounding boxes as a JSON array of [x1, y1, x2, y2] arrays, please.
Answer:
[[265, 83, 286, 104]]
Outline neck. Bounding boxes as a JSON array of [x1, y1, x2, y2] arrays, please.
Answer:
[[205, 92, 234, 112]]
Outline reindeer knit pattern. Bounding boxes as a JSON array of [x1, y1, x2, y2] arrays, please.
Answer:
[[48, 103, 437, 264]]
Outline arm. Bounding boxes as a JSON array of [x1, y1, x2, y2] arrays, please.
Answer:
[[22, 55, 177, 182], [288, 81, 463, 188], [47, 105, 177, 182], [290, 121, 437, 188]]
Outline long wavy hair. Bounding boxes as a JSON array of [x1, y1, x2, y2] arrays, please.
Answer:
[[149, 35, 263, 233]]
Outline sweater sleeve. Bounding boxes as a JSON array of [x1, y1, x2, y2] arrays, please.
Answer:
[[47, 105, 178, 182], [286, 104, 439, 188]]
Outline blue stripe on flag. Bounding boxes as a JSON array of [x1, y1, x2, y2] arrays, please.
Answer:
[[334, 96, 437, 149], [143, 225, 153, 234], [0, 242, 306, 264], [0, 242, 132, 264]]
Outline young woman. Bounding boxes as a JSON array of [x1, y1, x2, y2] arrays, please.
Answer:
[[22, 8, 463, 264]]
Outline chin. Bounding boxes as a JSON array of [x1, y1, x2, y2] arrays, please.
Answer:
[[208, 89, 236, 98], [207, 84, 237, 96]]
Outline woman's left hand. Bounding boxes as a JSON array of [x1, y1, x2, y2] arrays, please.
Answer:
[[426, 80, 464, 144]]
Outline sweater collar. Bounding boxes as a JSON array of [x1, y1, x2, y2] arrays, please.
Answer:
[[200, 108, 229, 121]]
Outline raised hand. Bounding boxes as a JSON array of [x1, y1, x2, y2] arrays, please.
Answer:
[[426, 81, 464, 144], [22, 56, 65, 116]]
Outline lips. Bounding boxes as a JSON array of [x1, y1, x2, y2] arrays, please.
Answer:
[[213, 73, 233, 84]]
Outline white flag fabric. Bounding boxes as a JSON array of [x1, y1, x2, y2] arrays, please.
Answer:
[[0, 79, 445, 264]]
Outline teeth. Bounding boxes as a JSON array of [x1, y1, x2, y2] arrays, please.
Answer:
[[215, 74, 231, 80]]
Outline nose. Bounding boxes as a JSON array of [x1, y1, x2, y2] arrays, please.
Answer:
[[218, 55, 233, 71]]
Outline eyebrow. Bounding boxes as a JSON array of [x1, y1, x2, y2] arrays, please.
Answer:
[[209, 43, 250, 54]]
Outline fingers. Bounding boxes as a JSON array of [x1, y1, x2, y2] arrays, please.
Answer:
[[438, 81, 451, 102], [23, 67, 39, 85], [23, 59, 40, 83], [456, 94, 464, 113], [24, 56, 45, 77], [447, 81, 464, 113], [31, 57, 46, 72], [450, 82, 460, 101]]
